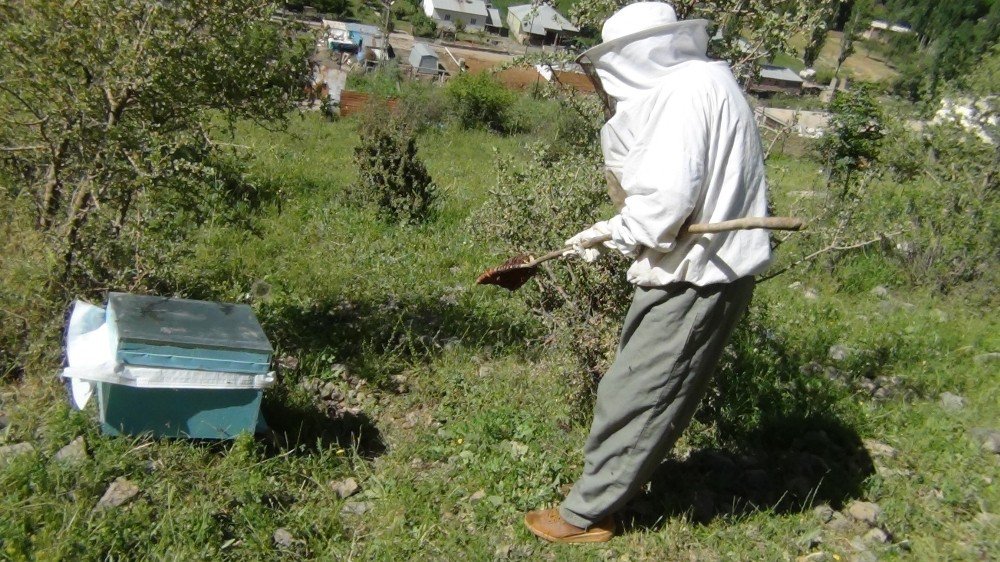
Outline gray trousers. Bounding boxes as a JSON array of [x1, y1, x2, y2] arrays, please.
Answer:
[[560, 277, 755, 528]]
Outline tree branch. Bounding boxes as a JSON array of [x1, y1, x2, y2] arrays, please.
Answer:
[[759, 231, 905, 283]]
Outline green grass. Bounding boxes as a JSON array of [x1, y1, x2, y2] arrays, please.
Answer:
[[1, 108, 998, 559]]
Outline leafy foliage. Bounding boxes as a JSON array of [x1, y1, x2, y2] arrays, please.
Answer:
[[445, 72, 517, 133], [352, 102, 437, 223], [410, 12, 438, 37], [817, 84, 885, 192], [0, 0, 311, 291]]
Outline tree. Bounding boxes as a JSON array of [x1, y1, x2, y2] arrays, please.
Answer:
[[568, 0, 838, 85], [835, 0, 871, 78], [818, 84, 885, 195], [0, 1, 311, 286], [803, 0, 839, 68]]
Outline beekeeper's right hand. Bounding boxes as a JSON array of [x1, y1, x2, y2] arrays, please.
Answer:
[[564, 221, 613, 263]]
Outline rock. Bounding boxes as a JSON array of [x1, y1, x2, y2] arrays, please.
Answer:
[[804, 289, 819, 300], [823, 366, 849, 384], [974, 352, 1000, 364], [788, 281, 803, 290], [864, 528, 891, 544], [797, 553, 831, 562], [873, 387, 894, 401], [53, 436, 88, 463], [939, 392, 966, 411], [94, 477, 139, 511], [0, 442, 35, 466], [276, 355, 299, 371], [829, 345, 856, 362], [0, 413, 8, 430], [848, 536, 869, 552], [970, 428, 1000, 454], [273, 528, 296, 548], [848, 501, 882, 525], [858, 378, 878, 395], [813, 504, 835, 523], [330, 477, 360, 499], [796, 530, 823, 549], [826, 511, 855, 533], [340, 501, 373, 516], [320, 382, 339, 400], [863, 440, 898, 458], [469, 489, 486, 503], [870, 286, 889, 298]]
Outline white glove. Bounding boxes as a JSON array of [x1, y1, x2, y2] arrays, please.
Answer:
[[564, 221, 612, 263]]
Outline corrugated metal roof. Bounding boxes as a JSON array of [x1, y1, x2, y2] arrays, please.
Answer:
[[487, 8, 502, 27], [508, 4, 578, 35], [759, 65, 803, 83], [430, 0, 488, 17]]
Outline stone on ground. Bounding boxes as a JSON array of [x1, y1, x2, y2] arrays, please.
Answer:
[[330, 477, 360, 499], [53, 436, 88, 463], [939, 392, 966, 411], [0, 442, 35, 466], [94, 477, 140, 511], [848, 501, 883, 525]]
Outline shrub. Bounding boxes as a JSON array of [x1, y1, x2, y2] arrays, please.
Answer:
[[471, 124, 632, 414], [817, 84, 885, 195], [411, 12, 437, 38], [352, 101, 437, 224], [445, 72, 516, 133]]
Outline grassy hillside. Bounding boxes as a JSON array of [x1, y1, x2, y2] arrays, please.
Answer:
[[1, 108, 997, 559]]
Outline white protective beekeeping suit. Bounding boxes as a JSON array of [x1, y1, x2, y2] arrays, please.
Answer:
[[570, 2, 772, 286]]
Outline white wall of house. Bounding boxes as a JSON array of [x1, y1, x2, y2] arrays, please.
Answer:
[[422, 0, 487, 31]]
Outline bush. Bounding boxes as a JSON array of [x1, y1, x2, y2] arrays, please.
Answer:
[[445, 72, 516, 133], [352, 101, 437, 224], [471, 123, 632, 413], [817, 84, 885, 194], [411, 12, 437, 38]]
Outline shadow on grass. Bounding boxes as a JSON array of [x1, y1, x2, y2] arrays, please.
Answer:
[[256, 292, 533, 382], [619, 300, 877, 531], [258, 388, 386, 458], [621, 415, 875, 531]]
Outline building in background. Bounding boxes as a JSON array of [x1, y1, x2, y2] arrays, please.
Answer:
[[506, 4, 578, 46], [423, 0, 490, 32]]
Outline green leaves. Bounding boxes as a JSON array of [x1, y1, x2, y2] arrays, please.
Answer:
[[0, 0, 311, 292], [352, 102, 438, 224]]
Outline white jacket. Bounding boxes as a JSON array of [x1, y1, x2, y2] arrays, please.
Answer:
[[590, 21, 772, 287]]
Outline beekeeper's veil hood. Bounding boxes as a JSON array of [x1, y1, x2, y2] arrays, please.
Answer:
[[577, 2, 711, 117]]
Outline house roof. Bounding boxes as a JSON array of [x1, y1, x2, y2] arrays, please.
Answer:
[[410, 43, 438, 61], [430, 0, 488, 17], [487, 8, 502, 27], [759, 65, 804, 83], [508, 4, 578, 35]]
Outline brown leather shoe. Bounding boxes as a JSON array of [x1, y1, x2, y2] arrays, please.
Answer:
[[524, 508, 615, 543]]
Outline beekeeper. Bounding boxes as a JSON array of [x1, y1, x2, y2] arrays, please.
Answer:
[[524, 2, 773, 543]]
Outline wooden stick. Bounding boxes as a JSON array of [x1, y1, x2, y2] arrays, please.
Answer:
[[526, 216, 805, 268]]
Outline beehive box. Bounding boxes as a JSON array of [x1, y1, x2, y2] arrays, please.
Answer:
[[91, 293, 274, 438]]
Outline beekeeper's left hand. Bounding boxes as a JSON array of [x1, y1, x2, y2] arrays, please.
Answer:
[[564, 221, 613, 263]]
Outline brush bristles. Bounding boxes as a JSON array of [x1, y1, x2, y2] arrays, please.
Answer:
[[475, 255, 536, 291]]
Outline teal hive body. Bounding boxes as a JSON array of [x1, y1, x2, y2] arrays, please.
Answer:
[[107, 292, 273, 374], [89, 293, 274, 439], [96, 383, 264, 439]]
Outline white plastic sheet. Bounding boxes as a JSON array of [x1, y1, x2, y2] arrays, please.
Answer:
[[61, 300, 275, 410]]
